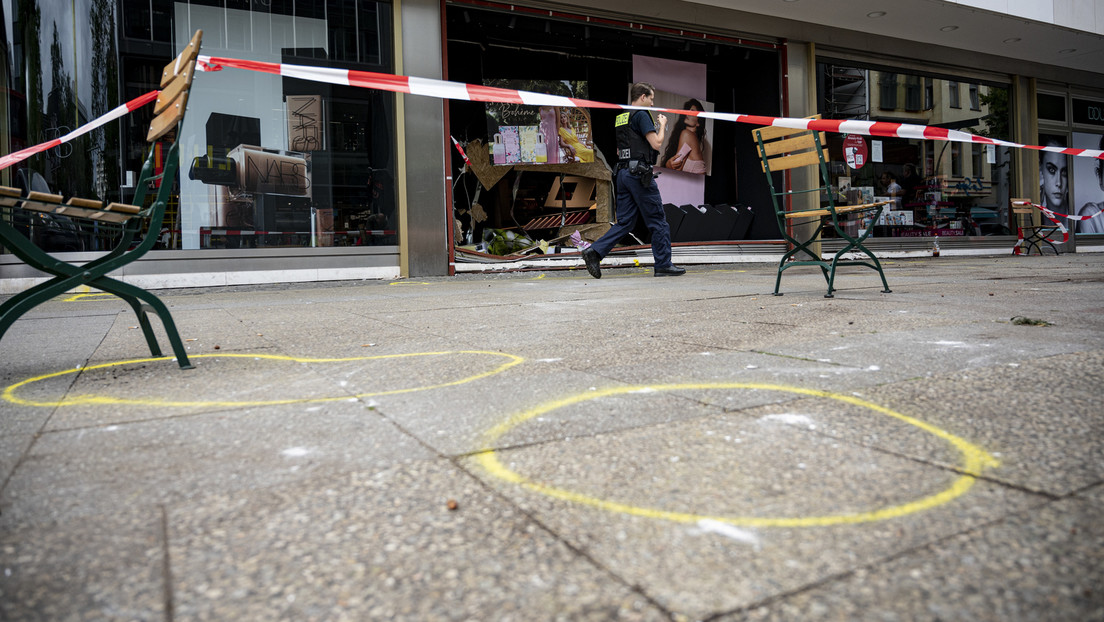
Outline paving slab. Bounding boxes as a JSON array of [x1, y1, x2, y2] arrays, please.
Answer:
[[165, 461, 666, 621], [462, 410, 1040, 619], [0, 513, 167, 621], [1, 400, 430, 527], [0, 254, 1101, 620], [730, 484, 1104, 621]]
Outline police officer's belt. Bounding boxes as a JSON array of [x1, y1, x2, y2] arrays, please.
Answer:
[[616, 159, 648, 171]]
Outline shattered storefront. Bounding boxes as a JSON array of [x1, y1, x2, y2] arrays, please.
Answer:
[[444, 2, 786, 270]]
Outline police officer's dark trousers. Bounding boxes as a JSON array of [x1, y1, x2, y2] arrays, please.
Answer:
[[590, 168, 673, 268]]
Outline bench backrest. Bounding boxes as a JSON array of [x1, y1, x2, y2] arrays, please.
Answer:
[[1010, 198, 1035, 215], [751, 117, 831, 215], [147, 30, 202, 143], [752, 127, 829, 173]]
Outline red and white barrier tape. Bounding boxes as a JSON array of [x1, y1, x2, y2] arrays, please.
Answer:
[[5, 58, 1103, 176], [0, 91, 159, 171], [450, 136, 472, 166], [197, 55, 1104, 162]]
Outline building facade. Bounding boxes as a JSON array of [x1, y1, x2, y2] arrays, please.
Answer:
[[2, 0, 1103, 289]]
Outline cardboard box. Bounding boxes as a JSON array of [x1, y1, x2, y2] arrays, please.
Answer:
[[544, 176, 596, 208]]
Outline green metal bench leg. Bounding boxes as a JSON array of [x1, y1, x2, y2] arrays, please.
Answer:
[[115, 292, 165, 358], [88, 276, 193, 369], [819, 212, 891, 297], [0, 229, 192, 369], [831, 243, 891, 295], [775, 224, 831, 296]]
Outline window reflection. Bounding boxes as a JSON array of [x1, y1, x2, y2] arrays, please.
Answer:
[[2, 0, 395, 253], [820, 63, 1012, 238]]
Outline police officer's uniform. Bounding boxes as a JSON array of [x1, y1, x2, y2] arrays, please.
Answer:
[[582, 108, 675, 278], [585, 109, 679, 275]]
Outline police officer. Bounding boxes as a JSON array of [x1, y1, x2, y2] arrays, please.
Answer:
[[582, 82, 685, 279]]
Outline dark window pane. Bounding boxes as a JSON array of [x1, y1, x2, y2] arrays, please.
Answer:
[[123, 0, 152, 40], [153, 0, 173, 42], [296, 0, 325, 19], [1037, 93, 1066, 121], [360, 2, 383, 66]]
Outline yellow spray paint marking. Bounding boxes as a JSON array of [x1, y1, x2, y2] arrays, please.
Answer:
[[474, 383, 1000, 528], [63, 293, 115, 302], [389, 281, 432, 286], [3, 350, 523, 408]]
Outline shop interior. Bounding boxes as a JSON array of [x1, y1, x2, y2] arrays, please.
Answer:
[[445, 3, 783, 258]]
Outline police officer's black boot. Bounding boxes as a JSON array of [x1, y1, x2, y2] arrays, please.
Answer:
[[654, 264, 686, 277], [582, 248, 602, 279]]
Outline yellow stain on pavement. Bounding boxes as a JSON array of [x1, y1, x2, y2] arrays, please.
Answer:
[[63, 293, 114, 302], [474, 382, 1000, 528], [3, 350, 523, 408]]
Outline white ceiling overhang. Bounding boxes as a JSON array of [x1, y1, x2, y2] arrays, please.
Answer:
[[683, 0, 1104, 77]]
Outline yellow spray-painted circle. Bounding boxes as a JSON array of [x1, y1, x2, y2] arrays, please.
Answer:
[[474, 383, 1000, 528], [3, 350, 523, 408]]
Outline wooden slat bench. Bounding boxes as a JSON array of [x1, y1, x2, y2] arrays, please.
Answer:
[[0, 30, 203, 369], [752, 119, 892, 298], [1010, 198, 1060, 256]]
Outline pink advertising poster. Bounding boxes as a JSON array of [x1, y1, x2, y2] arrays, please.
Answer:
[[632, 55, 708, 207], [483, 79, 593, 166], [653, 89, 714, 177]]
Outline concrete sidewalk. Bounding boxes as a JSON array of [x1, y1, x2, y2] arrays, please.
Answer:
[[1, 254, 1102, 621]]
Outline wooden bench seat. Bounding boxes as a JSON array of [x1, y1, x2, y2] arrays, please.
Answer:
[[1, 185, 142, 224], [784, 200, 893, 219], [0, 185, 20, 207]]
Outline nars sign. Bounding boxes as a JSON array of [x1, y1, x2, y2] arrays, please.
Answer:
[[1073, 98, 1104, 127]]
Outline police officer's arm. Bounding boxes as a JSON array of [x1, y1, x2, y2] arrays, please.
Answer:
[[646, 113, 667, 151]]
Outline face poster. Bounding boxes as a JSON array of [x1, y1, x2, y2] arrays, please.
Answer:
[[1072, 132, 1104, 234], [1038, 133, 1069, 225], [652, 89, 714, 176]]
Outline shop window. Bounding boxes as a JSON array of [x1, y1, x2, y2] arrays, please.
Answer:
[[162, 0, 397, 250], [121, 0, 173, 42], [448, 5, 784, 248], [1070, 129, 1103, 235], [824, 65, 868, 118], [122, 0, 153, 40], [327, 0, 386, 65], [818, 61, 1013, 239]]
